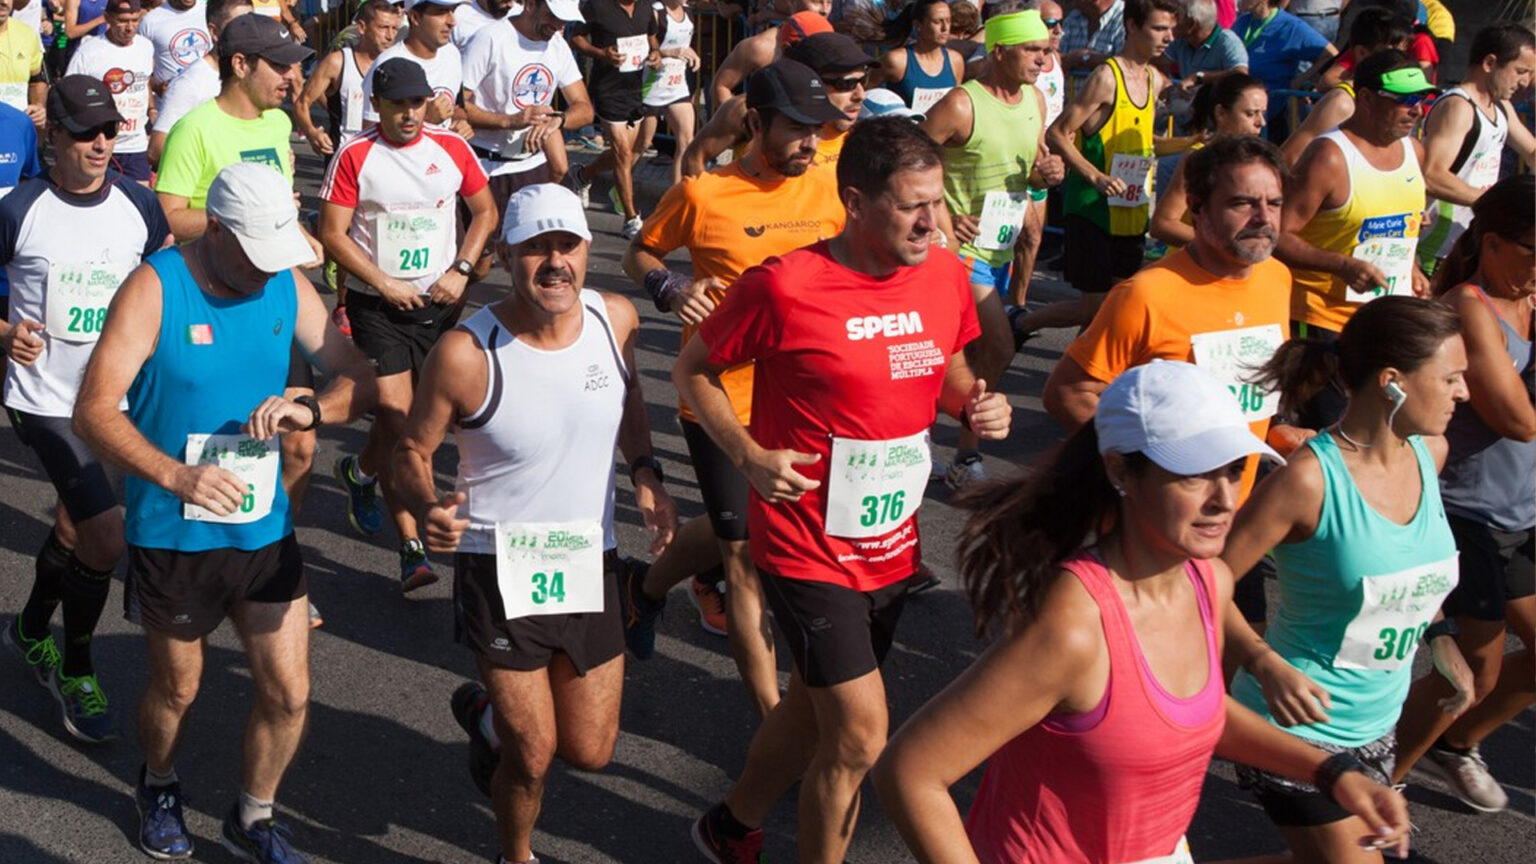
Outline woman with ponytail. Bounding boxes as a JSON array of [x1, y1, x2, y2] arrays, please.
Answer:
[[874, 361, 1411, 864], [1390, 174, 1536, 812], [1223, 295, 1476, 861], [1149, 73, 1268, 248], [870, 0, 966, 113]]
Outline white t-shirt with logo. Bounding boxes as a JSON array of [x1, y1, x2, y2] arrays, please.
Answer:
[[461, 19, 580, 175], [152, 55, 220, 135], [138, 2, 210, 86], [360, 41, 463, 128], [451, 0, 521, 51], [66, 34, 156, 154]]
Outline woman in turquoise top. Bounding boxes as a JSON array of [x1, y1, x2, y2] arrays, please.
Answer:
[[1222, 296, 1475, 862], [872, 0, 966, 113]]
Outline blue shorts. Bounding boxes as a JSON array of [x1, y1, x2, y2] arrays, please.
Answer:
[[959, 254, 1012, 294]]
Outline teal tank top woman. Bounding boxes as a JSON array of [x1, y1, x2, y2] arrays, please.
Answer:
[[124, 247, 297, 553], [1232, 431, 1459, 747]]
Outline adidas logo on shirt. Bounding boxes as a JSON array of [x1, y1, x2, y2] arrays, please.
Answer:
[[426, 163, 442, 175]]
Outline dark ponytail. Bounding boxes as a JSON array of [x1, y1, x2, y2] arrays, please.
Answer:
[[1433, 173, 1536, 297], [883, 0, 948, 46], [956, 424, 1146, 637], [1249, 296, 1462, 413], [1189, 72, 1264, 132]]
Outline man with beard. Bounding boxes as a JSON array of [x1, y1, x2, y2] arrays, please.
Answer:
[[1043, 134, 1290, 505], [617, 59, 846, 717], [450, 0, 514, 49]]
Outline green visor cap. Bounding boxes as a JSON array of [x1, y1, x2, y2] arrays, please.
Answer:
[[1375, 66, 1440, 95]]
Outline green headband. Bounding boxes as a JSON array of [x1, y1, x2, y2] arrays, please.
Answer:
[[985, 10, 1049, 52]]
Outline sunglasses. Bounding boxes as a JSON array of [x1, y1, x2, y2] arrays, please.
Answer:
[[823, 74, 868, 92], [1043, 17, 1063, 27], [67, 122, 119, 142], [1380, 90, 1435, 107]]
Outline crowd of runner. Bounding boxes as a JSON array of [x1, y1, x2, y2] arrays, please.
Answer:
[[0, 0, 1531, 860]]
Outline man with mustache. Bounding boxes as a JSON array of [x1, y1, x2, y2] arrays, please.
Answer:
[[393, 183, 676, 864], [1044, 134, 1291, 507]]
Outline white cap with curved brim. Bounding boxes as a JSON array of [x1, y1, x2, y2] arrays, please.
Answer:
[[1096, 360, 1284, 475], [206, 162, 314, 274], [501, 183, 592, 246]]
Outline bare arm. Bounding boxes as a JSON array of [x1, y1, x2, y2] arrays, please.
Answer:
[[1500, 100, 1536, 164], [157, 193, 208, 243], [1274, 138, 1382, 292], [1280, 88, 1353, 168], [1041, 353, 1106, 431], [290, 268, 377, 426], [1420, 97, 1486, 207], [1450, 285, 1536, 441], [870, 48, 905, 89], [294, 52, 342, 156], [710, 37, 766, 107], [1046, 65, 1118, 192], [64, 0, 104, 39], [608, 292, 677, 553], [318, 200, 425, 310], [1148, 155, 1195, 247], [680, 95, 748, 177], [936, 349, 1012, 439], [393, 328, 484, 552]]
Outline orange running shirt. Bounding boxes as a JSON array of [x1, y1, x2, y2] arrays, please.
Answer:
[[640, 160, 845, 424], [1066, 248, 1292, 500]]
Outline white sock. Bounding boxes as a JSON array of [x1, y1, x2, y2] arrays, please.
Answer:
[[238, 791, 274, 830], [145, 767, 179, 788], [479, 704, 501, 751]]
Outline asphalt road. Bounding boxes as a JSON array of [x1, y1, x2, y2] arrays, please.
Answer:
[[0, 153, 1531, 863]]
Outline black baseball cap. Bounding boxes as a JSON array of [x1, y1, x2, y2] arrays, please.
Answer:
[[46, 74, 125, 133], [746, 60, 846, 126], [105, 0, 142, 14], [372, 57, 433, 101], [218, 14, 314, 65], [784, 32, 875, 74]]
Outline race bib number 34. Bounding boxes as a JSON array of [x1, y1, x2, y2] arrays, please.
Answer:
[[824, 431, 931, 539], [183, 433, 279, 524], [1335, 555, 1459, 671], [493, 521, 605, 620]]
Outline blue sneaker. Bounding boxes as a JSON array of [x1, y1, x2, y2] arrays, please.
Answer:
[[136, 766, 193, 860], [4, 616, 60, 688], [618, 558, 665, 660], [221, 805, 309, 864], [46, 668, 116, 743], [399, 539, 438, 593], [333, 455, 383, 537]]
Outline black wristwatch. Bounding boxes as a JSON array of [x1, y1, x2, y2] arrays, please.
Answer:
[[1422, 618, 1459, 644], [451, 257, 474, 278], [629, 455, 665, 484], [292, 394, 321, 431]]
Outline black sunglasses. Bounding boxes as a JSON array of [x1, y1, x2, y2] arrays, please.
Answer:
[[823, 73, 868, 92], [67, 122, 119, 142], [1043, 17, 1063, 27]]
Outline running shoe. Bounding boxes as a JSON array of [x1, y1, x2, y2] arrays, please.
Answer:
[[399, 539, 438, 593], [692, 803, 765, 864], [330, 305, 352, 339], [945, 453, 986, 490], [688, 574, 728, 637], [321, 259, 339, 294], [607, 185, 623, 216], [47, 668, 116, 743], [220, 805, 309, 864], [136, 765, 193, 860], [620, 216, 644, 241], [619, 557, 665, 660], [307, 601, 323, 629], [1421, 744, 1508, 812], [450, 680, 496, 798], [561, 163, 592, 208], [4, 616, 60, 688], [1005, 304, 1038, 353], [333, 455, 383, 537]]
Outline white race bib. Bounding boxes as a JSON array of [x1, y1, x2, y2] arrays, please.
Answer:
[[616, 35, 649, 73], [910, 86, 949, 115], [45, 259, 134, 343], [1335, 555, 1459, 671], [343, 85, 365, 135], [971, 190, 1029, 251], [659, 56, 686, 90], [824, 431, 931, 539], [0, 81, 27, 111], [493, 521, 606, 620], [1190, 324, 1284, 422], [375, 208, 450, 282], [1122, 836, 1195, 864], [182, 433, 279, 524], [1107, 153, 1154, 208], [1346, 213, 1419, 304]]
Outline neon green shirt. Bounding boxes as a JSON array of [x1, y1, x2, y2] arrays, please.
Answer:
[[155, 99, 293, 209]]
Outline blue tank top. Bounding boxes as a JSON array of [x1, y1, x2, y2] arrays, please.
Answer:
[[1440, 288, 1535, 533], [1231, 432, 1459, 747], [124, 247, 296, 553], [891, 44, 957, 110]]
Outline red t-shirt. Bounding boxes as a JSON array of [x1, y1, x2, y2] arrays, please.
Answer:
[[698, 241, 980, 591]]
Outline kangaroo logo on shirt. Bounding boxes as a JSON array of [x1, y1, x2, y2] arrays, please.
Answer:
[[171, 28, 212, 67], [512, 64, 555, 109], [743, 225, 765, 237]]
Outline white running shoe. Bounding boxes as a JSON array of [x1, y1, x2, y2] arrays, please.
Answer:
[[621, 216, 643, 240], [1421, 744, 1508, 812]]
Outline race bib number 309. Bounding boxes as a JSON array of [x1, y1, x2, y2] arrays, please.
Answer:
[[1335, 555, 1458, 671]]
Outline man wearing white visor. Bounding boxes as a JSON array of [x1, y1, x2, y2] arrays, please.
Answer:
[[392, 183, 675, 864], [74, 161, 376, 863]]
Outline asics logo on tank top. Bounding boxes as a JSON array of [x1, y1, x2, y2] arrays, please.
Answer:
[[513, 65, 555, 109], [171, 29, 211, 66], [846, 312, 924, 341]]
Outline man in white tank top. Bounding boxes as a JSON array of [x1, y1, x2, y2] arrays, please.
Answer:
[[293, 0, 400, 159], [1418, 22, 1536, 271], [393, 184, 676, 864]]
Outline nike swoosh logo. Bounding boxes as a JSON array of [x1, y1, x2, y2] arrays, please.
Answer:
[[274, 215, 295, 231]]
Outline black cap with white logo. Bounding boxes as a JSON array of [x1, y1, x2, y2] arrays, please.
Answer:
[[371, 58, 434, 101], [218, 14, 315, 65], [46, 74, 126, 133], [745, 60, 846, 126]]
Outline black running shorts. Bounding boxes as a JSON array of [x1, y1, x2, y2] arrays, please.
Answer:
[[344, 293, 461, 378], [7, 407, 120, 522], [760, 569, 918, 688], [454, 550, 624, 675], [1442, 516, 1536, 623], [126, 534, 307, 639], [1062, 214, 1146, 296], [680, 418, 749, 542]]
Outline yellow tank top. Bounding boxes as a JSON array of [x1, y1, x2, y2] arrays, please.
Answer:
[[1063, 58, 1156, 237], [1292, 130, 1425, 332]]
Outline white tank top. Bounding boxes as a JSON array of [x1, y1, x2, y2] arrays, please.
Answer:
[[1423, 87, 1508, 262], [643, 3, 694, 107], [454, 293, 629, 555], [338, 47, 367, 139], [1035, 54, 1066, 128]]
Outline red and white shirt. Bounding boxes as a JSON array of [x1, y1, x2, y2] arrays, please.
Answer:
[[699, 242, 980, 591], [320, 126, 488, 294]]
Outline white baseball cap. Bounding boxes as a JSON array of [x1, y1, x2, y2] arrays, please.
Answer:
[[206, 162, 314, 274], [1095, 360, 1283, 475], [405, 0, 469, 9], [859, 88, 922, 121], [502, 183, 592, 245], [545, 0, 583, 21]]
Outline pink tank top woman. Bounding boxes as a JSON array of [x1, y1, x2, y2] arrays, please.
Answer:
[[964, 551, 1227, 863]]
